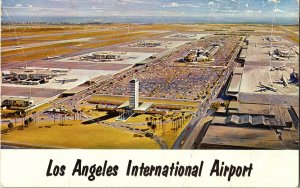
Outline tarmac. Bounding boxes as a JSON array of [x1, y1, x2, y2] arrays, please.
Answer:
[[238, 65, 299, 106]]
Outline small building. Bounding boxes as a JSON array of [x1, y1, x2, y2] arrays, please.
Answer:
[[252, 116, 266, 125], [1, 97, 34, 110], [211, 116, 227, 125], [227, 115, 240, 124], [228, 101, 239, 112], [215, 106, 227, 114], [226, 68, 243, 99]]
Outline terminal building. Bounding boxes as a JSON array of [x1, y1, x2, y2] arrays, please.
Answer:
[[91, 52, 121, 60], [2, 67, 69, 85], [135, 40, 164, 47], [226, 67, 243, 100]]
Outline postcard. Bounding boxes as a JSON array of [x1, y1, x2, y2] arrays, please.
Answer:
[[0, 0, 299, 187]]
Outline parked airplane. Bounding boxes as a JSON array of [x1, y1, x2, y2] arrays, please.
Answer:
[[55, 78, 78, 84], [273, 75, 290, 87], [269, 53, 285, 61], [46, 56, 60, 59], [270, 65, 285, 71], [255, 81, 277, 92]]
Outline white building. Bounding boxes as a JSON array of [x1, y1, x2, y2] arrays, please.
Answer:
[[129, 79, 139, 109]]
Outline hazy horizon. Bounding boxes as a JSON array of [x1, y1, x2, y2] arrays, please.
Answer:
[[1, 0, 299, 25]]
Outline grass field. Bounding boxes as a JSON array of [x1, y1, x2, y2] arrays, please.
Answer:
[[1, 42, 82, 57], [1, 120, 159, 149], [1, 47, 76, 64]]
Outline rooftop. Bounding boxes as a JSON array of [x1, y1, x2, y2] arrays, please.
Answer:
[[201, 125, 298, 149], [228, 101, 239, 110], [227, 74, 242, 93], [3, 97, 33, 102], [134, 102, 153, 112]]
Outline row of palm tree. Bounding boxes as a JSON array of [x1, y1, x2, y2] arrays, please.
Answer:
[[171, 112, 194, 132], [145, 115, 167, 134], [145, 112, 193, 134], [8, 111, 35, 130], [12, 110, 27, 127], [72, 108, 84, 121]]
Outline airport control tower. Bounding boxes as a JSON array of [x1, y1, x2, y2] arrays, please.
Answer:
[[129, 78, 139, 109]]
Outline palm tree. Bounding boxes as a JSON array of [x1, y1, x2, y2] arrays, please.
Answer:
[[32, 111, 36, 124], [181, 112, 185, 125], [162, 118, 166, 134], [28, 117, 33, 124], [147, 122, 152, 129], [53, 109, 57, 124], [8, 122, 14, 130], [72, 109, 77, 120], [176, 117, 180, 131], [20, 111, 26, 127], [24, 119, 29, 127], [159, 117, 162, 128], [151, 123, 157, 133], [179, 117, 183, 128], [77, 111, 81, 121], [13, 111, 18, 127]]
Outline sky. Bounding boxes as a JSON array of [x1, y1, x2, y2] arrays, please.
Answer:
[[1, 0, 299, 19]]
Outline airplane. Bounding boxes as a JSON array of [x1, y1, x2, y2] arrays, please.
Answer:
[[46, 55, 60, 59], [273, 75, 290, 87], [269, 52, 285, 61], [270, 65, 285, 71], [55, 78, 78, 84], [255, 81, 278, 92]]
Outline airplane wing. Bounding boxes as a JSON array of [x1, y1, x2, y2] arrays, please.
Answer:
[[255, 88, 267, 92]]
